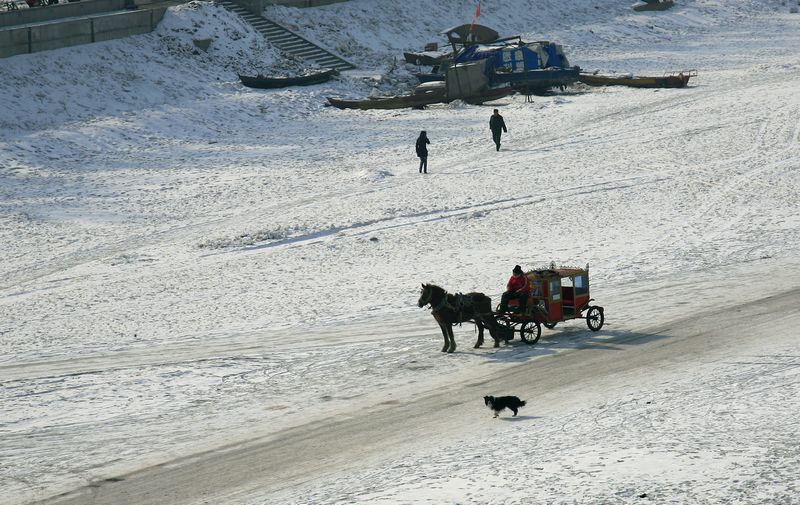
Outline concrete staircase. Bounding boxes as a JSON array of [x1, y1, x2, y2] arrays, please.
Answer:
[[218, 0, 355, 71]]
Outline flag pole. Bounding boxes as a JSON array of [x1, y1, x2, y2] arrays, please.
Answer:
[[469, 1, 481, 39]]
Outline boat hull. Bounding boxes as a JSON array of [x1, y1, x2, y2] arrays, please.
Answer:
[[327, 90, 445, 110], [578, 72, 691, 88], [403, 51, 451, 66], [496, 67, 581, 93], [238, 69, 337, 89], [326, 86, 513, 111], [413, 72, 445, 83], [633, 1, 674, 11]]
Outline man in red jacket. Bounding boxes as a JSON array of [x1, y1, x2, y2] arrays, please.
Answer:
[[499, 265, 530, 313]]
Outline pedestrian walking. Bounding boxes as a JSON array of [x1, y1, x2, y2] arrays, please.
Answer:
[[416, 130, 430, 173], [489, 109, 507, 151]]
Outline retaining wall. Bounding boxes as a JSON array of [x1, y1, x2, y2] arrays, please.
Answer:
[[0, 0, 347, 58], [0, 7, 165, 57], [0, 0, 127, 28], [238, 0, 347, 16]]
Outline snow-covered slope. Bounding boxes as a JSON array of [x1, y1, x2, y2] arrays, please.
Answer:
[[1, 0, 799, 503]]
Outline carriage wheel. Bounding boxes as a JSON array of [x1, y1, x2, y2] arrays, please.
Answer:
[[543, 322, 557, 329], [586, 306, 604, 332], [519, 321, 541, 345]]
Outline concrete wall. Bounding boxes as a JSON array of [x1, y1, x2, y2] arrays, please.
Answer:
[[0, 7, 165, 57], [93, 8, 161, 42], [31, 17, 92, 52], [1, 0, 347, 27], [0, 0, 348, 58], [238, 0, 347, 16], [0, 0, 128, 28], [0, 24, 30, 56]]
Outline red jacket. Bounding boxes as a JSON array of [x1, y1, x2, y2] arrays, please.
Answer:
[[506, 273, 530, 293]]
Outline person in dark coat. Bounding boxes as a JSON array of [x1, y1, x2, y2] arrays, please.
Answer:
[[489, 109, 507, 151], [416, 130, 430, 173]]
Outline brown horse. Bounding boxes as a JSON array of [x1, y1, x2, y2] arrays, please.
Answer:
[[417, 283, 503, 353]]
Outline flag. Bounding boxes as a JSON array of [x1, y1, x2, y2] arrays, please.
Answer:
[[471, 2, 481, 25], [469, 1, 481, 37]]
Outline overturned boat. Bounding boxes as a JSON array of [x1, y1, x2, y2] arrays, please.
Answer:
[[327, 82, 446, 110], [578, 70, 696, 88], [403, 50, 452, 66], [327, 68, 514, 111], [238, 68, 338, 89], [633, 0, 675, 12]]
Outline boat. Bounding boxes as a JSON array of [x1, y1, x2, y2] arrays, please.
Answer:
[[441, 23, 500, 47], [413, 71, 445, 83], [462, 86, 516, 104], [504, 67, 582, 94], [328, 82, 447, 110], [326, 82, 513, 111], [449, 36, 581, 93], [633, 0, 674, 11], [238, 68, 338, 89], [403, 50, 452, 66], [327, 92, 444, 110], [578, 70, 695, 88], [327, 94, 442, 110]]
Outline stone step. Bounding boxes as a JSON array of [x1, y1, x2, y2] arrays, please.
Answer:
[[218, 0, 354, 70]]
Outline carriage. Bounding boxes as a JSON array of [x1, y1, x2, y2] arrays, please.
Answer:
[[493, 265, 605, 345], [417, 264, 604, 353]]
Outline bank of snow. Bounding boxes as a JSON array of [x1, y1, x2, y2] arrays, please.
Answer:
[[1, 0, 799, 503]]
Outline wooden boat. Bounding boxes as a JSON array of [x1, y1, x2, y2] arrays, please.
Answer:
[[578, 70, 695, 89], [413, 71, 445, 83], [327, 94, 440, 110], [633, 0, 674, 11], [464, 86, 516, 104], [403, 50, 452, 66], [238, 68, 338, 89], [327, 84, 446, 110], [326, 85, 514, 111]]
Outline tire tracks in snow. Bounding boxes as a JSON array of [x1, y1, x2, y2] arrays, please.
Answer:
[[208, 174, 665, 256], [649, 112, 800, 252], [0, 186, 383, 294]]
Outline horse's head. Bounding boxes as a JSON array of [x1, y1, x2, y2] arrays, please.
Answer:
[[418, 283, 444, 308], [418, 283, 432, 307]]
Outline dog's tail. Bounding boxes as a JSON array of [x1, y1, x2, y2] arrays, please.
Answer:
[[520, 400, 527, 406]]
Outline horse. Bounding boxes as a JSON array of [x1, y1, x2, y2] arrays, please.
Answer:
[[417, 283, 504, 353]]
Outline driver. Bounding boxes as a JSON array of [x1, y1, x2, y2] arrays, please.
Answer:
[[499, 265, 531, 313]]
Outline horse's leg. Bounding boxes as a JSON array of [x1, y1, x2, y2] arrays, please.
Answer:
[[474, 320, 485, 348], [438, 322, 450, 352], [447, 324, 457, 353], [479, 314, 502, 348]]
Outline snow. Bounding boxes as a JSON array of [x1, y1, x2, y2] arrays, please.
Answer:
[[1, 0, 799, 503]]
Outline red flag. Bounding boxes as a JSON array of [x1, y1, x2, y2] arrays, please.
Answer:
[[471, 2, 481, 24]]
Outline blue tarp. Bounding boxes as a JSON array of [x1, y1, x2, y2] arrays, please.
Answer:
[[455, 41, 569, 72], [451, 40, 576, 90]]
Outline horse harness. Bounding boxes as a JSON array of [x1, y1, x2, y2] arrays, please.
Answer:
[[430, 290, 474, 324]]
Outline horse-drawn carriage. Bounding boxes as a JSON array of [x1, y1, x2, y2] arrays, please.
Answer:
[[418, 264, 604, 353], [493, 265, 605, 345]]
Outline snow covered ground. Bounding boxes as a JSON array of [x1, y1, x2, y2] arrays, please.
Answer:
[[1, 0, 799, 503]]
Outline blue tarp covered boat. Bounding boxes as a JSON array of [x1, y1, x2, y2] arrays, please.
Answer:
[[451, 37, 580, 93]]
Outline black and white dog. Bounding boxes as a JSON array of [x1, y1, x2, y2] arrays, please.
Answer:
[[484, 395, 526, 418]]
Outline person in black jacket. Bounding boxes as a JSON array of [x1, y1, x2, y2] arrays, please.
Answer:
[[489, 109, 507, 151], [416, 130, 430, 173]]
